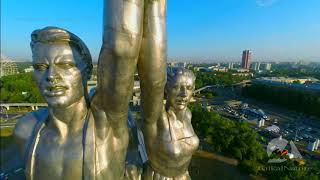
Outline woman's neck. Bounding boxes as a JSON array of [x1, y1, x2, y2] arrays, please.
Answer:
[[168, 105, 187, 122]]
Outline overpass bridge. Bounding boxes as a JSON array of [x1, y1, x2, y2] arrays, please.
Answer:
[[193, 80, 251, 95], [0, 103, 48, 111]]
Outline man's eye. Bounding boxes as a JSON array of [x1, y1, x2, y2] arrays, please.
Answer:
[[34, 64, 48, 71], [57, 62, 75, 69]]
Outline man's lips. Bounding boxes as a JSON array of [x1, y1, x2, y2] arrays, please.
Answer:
[[44, 86, 68, 97]]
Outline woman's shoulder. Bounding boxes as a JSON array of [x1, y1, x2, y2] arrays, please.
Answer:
[[185, 108, 192, 123]]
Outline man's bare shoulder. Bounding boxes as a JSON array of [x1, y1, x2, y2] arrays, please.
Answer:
[[14, 108, 48, 144]]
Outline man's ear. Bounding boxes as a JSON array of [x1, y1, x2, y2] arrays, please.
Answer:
[[86, 64, 93, 80]]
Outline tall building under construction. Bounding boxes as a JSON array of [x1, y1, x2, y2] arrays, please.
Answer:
[[241, 50, 252, 69]]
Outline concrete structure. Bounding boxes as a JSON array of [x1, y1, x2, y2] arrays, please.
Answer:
[[307, 139, 319, 151], [257, 119, 265, 128], [265, 125, 280, 133], [241, 50, 252, 69], [167, 61, 187, 68], [0, 55, 19, 77], [251, 62, 260, 71], [210, 67, 228, 72], [256, 77, 318, 84], [228, 62, 234, 69], [24, 66, 34, 73], [261, 63, 272, 71], [254, 77, 320, 92], [0, 103, 47, 111]]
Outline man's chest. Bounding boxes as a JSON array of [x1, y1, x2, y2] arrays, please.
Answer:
[[34, 130, 84, 180]]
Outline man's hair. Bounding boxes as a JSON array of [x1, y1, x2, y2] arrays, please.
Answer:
[[30, 26, 93, 79], [166, 67, 196, 89]]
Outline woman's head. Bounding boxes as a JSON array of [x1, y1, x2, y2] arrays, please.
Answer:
[[165, 67, 196, 111]]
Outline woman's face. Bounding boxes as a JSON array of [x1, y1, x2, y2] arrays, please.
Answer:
[[166, 74, 194, 111]]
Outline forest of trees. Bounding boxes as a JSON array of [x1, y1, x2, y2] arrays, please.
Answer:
[[0, 73, 45, 103], [189, 103, 266, 175], [242, 84, 320, 118], [190, 103, 320, 178], [193, 71, 249, 89]]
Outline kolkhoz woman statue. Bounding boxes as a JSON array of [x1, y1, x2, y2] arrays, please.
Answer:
[[141, 68, 199, 180], [14, 0, 198, 179], [107, 0, 200, 179]]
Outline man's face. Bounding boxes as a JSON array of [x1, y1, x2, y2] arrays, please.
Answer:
[[167, 75, 194, 111], [32, 43, 87, 108]]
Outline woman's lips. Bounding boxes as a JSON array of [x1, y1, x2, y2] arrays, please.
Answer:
[[176, 100, 187, 105]]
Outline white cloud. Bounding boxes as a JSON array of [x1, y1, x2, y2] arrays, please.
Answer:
[[256, 0, 279, 7]]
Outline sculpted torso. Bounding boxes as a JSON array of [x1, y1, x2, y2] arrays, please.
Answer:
[[34, 125, 83, 180], [146, 108, 199, 177], [15, 106, 128, 180], [14, 26, 130, 180]]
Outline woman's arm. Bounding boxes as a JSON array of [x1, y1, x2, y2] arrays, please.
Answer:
[[138, 0, 167, 126]]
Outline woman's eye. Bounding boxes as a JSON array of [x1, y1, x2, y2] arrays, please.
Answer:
[[57, 62, 75, 69]]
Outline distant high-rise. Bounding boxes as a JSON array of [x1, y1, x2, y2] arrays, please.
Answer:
[[228, 62, 234, 69], [241, 50, 252, 69], [251, 62, 261, 71], [265, 63, 272, 71]]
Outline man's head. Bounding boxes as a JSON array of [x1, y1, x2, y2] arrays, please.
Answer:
[[31, 26, 93, 108], [165, 67, 196, 111]]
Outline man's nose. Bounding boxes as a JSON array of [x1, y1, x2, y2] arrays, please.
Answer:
[[46, 66, 59, 82]]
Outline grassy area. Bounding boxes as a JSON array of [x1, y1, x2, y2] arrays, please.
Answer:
[[0, 127, 14, 137], [0, 127, 15, 150], [189, 151, 254, 180], [0, 136, 14, 150]]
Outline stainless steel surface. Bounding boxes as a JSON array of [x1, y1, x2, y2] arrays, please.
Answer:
[[14, 26, 129, 180], [14, 1, 198, 179], [142, 68, 199, 180]]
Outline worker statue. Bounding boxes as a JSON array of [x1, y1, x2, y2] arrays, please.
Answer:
[[14, 0, 198, 179], [14, 25, 131, 179], [14, 0, 166, 179]]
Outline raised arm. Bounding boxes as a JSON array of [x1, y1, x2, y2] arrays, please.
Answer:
[[137, 0, 167, 125], [94, 0, 144, 129]]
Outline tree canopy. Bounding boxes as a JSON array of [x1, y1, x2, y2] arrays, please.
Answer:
[[0, 73, 45, 103]]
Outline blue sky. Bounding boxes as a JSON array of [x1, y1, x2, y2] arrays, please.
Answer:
[[1, 0, 320, 62]]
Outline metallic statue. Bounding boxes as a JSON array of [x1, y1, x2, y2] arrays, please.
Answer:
[[142, 68, 199, 180], [101, 0, 198, 179], [14, 26, 129, 180], [100, 0, 167, 179], [14, 0, 198, 179]]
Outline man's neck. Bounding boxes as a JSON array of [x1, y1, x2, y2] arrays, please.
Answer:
[[47, 97, 88, 140]]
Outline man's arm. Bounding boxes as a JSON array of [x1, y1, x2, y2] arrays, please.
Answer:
[[94, 0, 144, 130], [138, 0, 167, 126]]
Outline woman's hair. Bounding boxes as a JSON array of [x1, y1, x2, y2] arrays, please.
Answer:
[[166, 67, 196, 89], [30, 26, 93, 79]]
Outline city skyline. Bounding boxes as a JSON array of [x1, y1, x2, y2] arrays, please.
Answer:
[[1, 0, 320, 62]]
